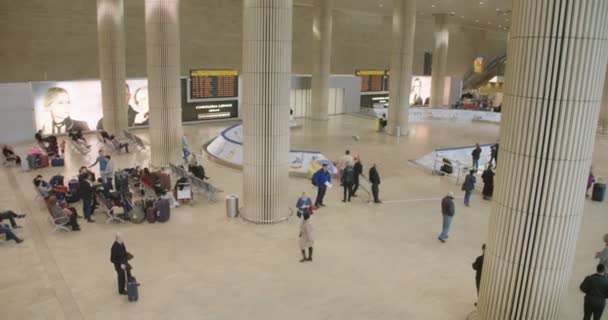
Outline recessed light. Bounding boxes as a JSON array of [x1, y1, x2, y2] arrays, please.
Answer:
[[451, 12, 455, 15], [475, 19, 479, 23], [488, 22, 491, 24], [479, 1, 484, 4], [461, 15, 465, 18], [379, 4, 383, 7], [496, 8, 500, 11], [506, 18, 509, 21], [431, 4, 436, 8], [499, 24, 502, 27]]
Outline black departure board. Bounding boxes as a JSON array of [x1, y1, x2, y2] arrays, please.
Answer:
[[190, 69, 239, 99], [355, 70, 387, 92]]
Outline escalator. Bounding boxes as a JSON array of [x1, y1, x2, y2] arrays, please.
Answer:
[[462, 54, 507, 91]]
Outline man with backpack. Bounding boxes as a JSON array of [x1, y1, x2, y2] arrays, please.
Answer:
[[312, 164, 331, 207], [471, 143, 482, 170]]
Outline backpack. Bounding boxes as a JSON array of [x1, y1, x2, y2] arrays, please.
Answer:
[[311, 172, 317, 186]]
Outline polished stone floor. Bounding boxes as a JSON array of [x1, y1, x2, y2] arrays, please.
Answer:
[[1, 115, 607, 320]]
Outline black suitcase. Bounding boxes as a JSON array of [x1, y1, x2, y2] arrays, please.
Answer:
[[592, 183, 606, 202], [126, 271, 139, 302]]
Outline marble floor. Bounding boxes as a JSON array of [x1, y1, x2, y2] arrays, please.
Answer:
[[1, 115, 607, 320]]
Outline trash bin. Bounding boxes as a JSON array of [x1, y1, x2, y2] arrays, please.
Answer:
[[226, 194, 239, 218]]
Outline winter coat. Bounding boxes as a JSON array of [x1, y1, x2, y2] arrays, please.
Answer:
[[299, 219, 314, 250], [441, 196, 455, 216], [463, 174, 476, 191], [313, 169, 331, 187], [369, 167, 381, 185], [341, 166, 355, 184]]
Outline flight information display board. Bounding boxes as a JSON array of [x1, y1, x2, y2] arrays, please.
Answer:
[[190, 69, 239, 99], [355, 69, 387, 92]]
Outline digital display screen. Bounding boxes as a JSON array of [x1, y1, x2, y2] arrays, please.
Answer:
[[190, 69, 239, 99]]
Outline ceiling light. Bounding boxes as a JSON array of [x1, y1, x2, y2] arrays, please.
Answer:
[[379, 4, 383, 7], [479, 1, 484, 4], [475, 19, 479, 23], [461, 15, 465, 18], [488, 22, 491, 24], [496, 8, 500, 11], [499, 24, 502, 27], [431, 4, 436, 8]]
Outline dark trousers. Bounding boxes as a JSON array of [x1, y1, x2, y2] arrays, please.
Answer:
[[473, 158, 479, 169], [0, 211, 18, 228], [0, 225, 19, 242], [352, 178, 360, 195], [372, 184, 380, 202], [315, 186, 327, 206], [475, 277, 481, 295], [82, 195, 93, 219], [584, 299, 605, 320], [343, 182, 353, 201], [114, 265, 133, 293]]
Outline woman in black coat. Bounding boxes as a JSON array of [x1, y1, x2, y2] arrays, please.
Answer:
[[482, 165, 495, 200]]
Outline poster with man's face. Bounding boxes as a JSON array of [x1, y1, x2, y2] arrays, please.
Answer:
[[32, 79, 149, 134]]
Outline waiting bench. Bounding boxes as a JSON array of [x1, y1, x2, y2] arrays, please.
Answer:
[[169, 163, 222, 202]]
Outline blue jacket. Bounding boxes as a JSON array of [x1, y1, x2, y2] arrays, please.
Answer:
[[313, 169, 331, 188], [296, 197, 313, 213], [464, 174, 476, 191]]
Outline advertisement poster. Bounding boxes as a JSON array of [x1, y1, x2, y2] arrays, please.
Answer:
[[32, 78, 238, 134]]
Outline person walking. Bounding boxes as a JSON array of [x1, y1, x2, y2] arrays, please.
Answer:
[[595, 233, 608, 268], [471, 143, 482, 170], [587, 168, 596, 198], [296, 192, 313, 218], [110, 233, 133, 295], [472, 243, 486, 303], [352, 158, 363, 197], [491, 142, 499, 165], [463, 170, 476, 207], [580, 264, 608, 320], [369, 163, 381, 203], [312, 164, 331, 207], [89, 149, 108, 185], [298, 210, 314, 263], [438, 192, 455, 243], [481, 164, 494, 200], [341, 164, 355, 202], [338, 150, 354, 169], [0, 210, 26, 229]]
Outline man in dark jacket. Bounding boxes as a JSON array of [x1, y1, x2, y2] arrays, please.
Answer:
[[491, 142, 499, 165], [110, 234, 132, 295], [473, 244, 486, 297], [312, 164, 331, 207], [463, 170, 477, 207], [481, 165, 494, 200], [471, 143, 482, 169], [352, 159, 363, 197], [341, 165, 355, 202], [369, 164, 381, 203], [438, 192, 455, 243], [79, 175, 95, 223], [580, 264, 608, 320]]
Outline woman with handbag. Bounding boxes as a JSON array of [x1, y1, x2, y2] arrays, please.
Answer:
[[110, 233, 133, 295], [298, 211, 315, 263], [295, 192, 313, 218]]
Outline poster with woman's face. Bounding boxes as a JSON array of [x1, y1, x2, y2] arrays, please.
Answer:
[[32, 79, 149, 134]]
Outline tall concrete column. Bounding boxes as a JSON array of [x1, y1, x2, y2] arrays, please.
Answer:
[[477, 1, 608, 319], [599, 65, 608, 133], [144, 0, 183, 167], [241, 0, 292, 224], [387, 0, 416, 136], [430, 13, 449, 108], [310, 0, 333, 120], [97, 0, 128, 134]]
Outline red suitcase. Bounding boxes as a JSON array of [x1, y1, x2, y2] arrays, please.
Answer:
[[39, 154, 49, 168]]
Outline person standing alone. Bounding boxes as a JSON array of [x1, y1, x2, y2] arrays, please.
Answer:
[[481, 164, 494, 200], [341, 164, 355, 202], [472, 244, 486, 305], [110, 233, 132, 295], [438, 192, 455, 243], [463, 170, 476, 207], [580, 264, 608, 320], [312, 164, 331, 207], [369, 164, 381, 203], [471, 143, 482, 170]]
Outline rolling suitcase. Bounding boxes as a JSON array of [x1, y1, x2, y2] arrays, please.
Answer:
[[27, 154, 39, 169], [592, 183, 606, 202], [146, 207, 156, 223], [39, 154, 49, 168], [126, 271, 139, 302], [159, 172, 171, 191], [155, 198, 171, 222], [51, 157, 65, 167]]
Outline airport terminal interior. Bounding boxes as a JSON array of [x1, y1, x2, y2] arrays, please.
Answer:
[[1, 0, 608, 319]]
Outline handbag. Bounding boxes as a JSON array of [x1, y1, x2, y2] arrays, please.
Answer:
[[126, 252, 134, 260], [461, 183, 466, 191]]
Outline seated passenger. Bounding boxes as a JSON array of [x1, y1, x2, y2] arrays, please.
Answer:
[[2, 145, 21, 166], [33, 176, 52, 198], [69, 129, 91, 148], [109, 135, 129, 153], [188, 162, 209, 180], [440, 158, 453, 175], [47, 196, 80, 231], [100, 130, 111, 143], [0, 224, 23, 244], [35, 130, 44, 143]]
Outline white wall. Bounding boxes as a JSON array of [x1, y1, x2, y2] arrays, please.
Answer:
[[0, 83, 35, 144]]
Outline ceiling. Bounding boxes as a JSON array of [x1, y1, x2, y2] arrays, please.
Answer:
[[295, 0, 512, 31]]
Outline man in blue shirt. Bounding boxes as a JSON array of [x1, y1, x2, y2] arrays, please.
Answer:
[[312, 164, 331, 207], [89, 150, 109, 184]]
